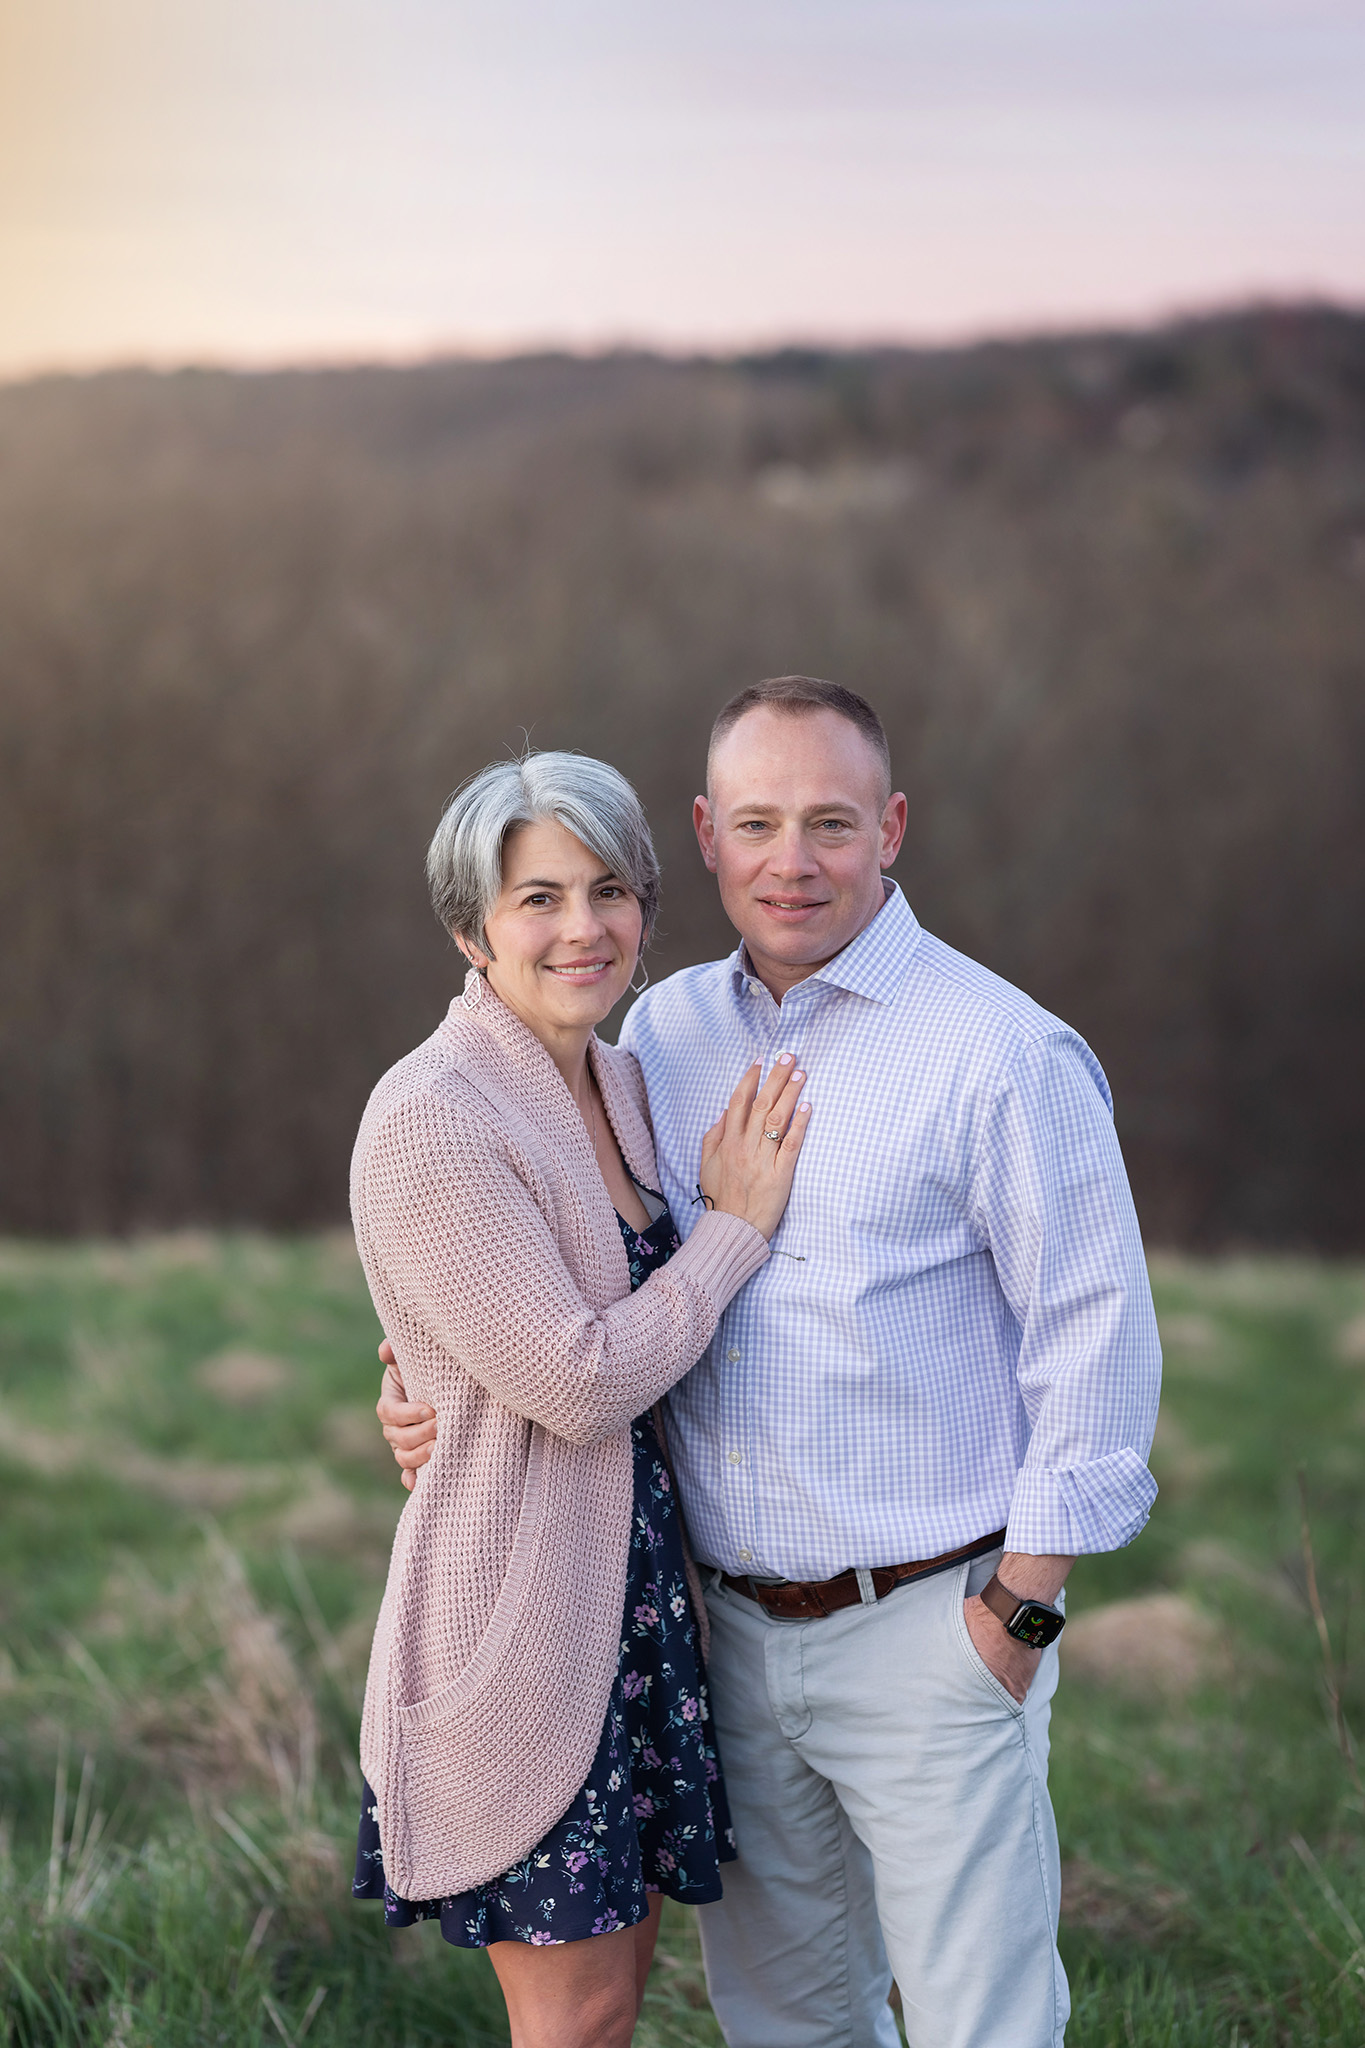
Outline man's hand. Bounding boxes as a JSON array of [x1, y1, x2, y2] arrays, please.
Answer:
[[376, 1339, 438, 1491], [963, 1599, 1042, 1703], [963, 1551, 1073, 1705]]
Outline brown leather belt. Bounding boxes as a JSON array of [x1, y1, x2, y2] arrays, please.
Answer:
[[720, 1530, 1006, 1621]]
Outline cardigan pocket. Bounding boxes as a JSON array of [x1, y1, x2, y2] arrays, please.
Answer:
[[396, 1425, 547, 1734]]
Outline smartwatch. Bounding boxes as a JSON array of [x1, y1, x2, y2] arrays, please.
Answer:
[[978, 1574, 1066, 1649]]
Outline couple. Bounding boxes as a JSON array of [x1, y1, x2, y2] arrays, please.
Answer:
[[351, 676, 1162, 2048]]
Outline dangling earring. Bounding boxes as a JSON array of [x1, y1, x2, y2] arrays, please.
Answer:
[[455, 942, 489, 1007], [629, 957, 650, 996]]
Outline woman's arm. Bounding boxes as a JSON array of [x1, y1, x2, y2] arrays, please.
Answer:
[[358, 1095, 768, 1447]]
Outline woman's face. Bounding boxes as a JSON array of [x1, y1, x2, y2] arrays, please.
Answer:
[[465, 818, 644, 1041]]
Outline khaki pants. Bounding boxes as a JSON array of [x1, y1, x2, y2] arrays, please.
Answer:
[[696, 1549, 1068, 2048]]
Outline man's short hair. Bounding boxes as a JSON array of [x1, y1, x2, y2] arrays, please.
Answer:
[[707, 677, 892, 795]]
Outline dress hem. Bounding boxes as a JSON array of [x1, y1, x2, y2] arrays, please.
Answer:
[[351, 1849, 736, 1949]]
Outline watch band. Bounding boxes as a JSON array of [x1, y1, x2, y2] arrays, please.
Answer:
[[978, 1573, 1026, 1629], [978, 1573, 1066, 1644]]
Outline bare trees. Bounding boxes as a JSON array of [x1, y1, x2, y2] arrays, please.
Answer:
[[1, 314, 1362, 1243]]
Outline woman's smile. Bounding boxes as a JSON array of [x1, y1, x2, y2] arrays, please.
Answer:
[[543, 956, 615, 980]]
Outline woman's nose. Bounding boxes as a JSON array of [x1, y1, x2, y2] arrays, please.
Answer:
[[559, 891, 608, 941]]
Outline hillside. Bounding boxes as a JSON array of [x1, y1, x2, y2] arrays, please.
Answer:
[[1, 307, 1363, 1242]]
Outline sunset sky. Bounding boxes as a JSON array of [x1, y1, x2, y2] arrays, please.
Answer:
[[2, 0, 1362, 375]]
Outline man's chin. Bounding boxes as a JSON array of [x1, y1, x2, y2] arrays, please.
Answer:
[[746, 918, 843, 967]]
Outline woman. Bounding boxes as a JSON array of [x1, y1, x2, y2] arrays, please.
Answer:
[[349, 750, 809, 2048]]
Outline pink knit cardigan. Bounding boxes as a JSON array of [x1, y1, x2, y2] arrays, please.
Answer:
[[350, 969, 769, 1899]]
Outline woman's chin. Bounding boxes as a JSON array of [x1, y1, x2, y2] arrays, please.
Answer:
[[535, 970, 629, 1027]]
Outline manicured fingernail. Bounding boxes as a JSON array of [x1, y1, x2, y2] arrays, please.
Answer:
[[798, 1101, 811, 1113], [777, 1053, 793, 1066], [794, 1071, 805, 1084]]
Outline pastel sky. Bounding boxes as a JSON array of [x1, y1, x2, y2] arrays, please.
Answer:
[[1, 0, 1362, 375]]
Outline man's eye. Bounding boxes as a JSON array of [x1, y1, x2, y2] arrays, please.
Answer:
[[737, 821, 769, 834], [817, 820, 851, 833]]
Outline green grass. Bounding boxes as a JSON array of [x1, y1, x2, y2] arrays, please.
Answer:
[[1, 1236, 1364, 2044]]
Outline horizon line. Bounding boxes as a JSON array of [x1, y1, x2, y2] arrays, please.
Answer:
[[3, 291, 1360, 393]]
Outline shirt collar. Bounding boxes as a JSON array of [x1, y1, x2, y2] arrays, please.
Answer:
[[728, 880, 922, 1006]]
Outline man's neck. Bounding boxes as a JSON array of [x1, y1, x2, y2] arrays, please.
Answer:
[[746, 954, 821, 1004]]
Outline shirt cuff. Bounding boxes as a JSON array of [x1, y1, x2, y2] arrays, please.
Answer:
[[1004, 1447, 1158, 1556]]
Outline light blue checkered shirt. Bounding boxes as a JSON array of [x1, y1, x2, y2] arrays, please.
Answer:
[[619, 883, 1161, 1578]]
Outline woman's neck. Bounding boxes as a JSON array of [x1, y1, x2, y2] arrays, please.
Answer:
[[487, 979, 593, 1103], [548, 1037, 592, 1106]]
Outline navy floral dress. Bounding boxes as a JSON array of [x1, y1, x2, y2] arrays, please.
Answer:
[[353, 1201, 736, 1946]]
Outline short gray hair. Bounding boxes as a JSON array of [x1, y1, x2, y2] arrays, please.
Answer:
[[427, 751, 661, 959]]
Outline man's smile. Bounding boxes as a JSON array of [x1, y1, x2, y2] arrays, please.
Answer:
[[757, 895, 830, 918]]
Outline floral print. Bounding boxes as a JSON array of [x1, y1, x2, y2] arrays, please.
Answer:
[[353, 1202, 735, 1948]]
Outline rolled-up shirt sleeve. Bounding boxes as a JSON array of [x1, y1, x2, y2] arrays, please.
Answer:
[[971, 1033, 1162, 1556]]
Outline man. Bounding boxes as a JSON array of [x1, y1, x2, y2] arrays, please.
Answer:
[[380, 677, 1161, 2047]]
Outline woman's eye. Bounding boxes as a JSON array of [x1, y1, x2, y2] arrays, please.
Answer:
[[597, 886, 624, 901]]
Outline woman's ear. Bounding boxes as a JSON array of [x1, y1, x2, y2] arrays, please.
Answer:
[[455, 936, 490, 975]]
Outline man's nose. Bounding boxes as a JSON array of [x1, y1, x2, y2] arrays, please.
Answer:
[[767, 826, 820, 878]]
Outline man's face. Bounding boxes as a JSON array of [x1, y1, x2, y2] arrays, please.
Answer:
[[695, 706, 907, 997]]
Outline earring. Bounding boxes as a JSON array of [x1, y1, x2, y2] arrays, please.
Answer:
[[629, 959, 650, 996]]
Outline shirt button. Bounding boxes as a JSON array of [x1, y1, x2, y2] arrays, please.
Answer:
[[738, 1548, 753, 1563], [727, 1450, 743, 1465], [726, 1348, 741, 1362]]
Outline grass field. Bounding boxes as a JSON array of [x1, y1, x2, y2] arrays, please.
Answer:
[[2, 1235, 1364, 2046]]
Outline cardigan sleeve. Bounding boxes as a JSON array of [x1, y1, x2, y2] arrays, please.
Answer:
[[355, 1090, 768, 1446]]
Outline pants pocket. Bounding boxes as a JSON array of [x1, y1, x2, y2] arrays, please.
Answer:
[[948, 1559, 1026, 1718]]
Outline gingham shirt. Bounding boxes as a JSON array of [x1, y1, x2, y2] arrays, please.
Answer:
[[619, 883, 1161, 1578]]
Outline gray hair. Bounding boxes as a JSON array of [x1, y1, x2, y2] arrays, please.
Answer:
[[427, 751, 661, 960]]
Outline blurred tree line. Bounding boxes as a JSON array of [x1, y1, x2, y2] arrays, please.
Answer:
[[1, 307, 1362, 1246]]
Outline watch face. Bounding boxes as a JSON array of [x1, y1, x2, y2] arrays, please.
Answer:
[[1006, 1601, 1065, 1649]]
